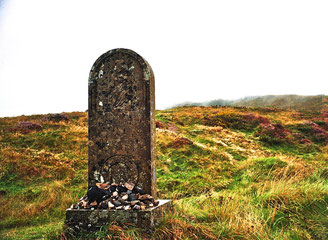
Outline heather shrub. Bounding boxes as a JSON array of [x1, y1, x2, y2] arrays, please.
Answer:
[[203, 112, 257, 131], [256, 123, 291, 144], [42, 113, 69, 122], [243, 113, 270, 125], [292, 122, 328, 144], [8, 121, 43, 134], [167, 137, 193, 149], [155, 120, 163, 128]]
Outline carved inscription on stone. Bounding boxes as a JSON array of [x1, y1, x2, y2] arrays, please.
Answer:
[[94, 155, 138, 185]]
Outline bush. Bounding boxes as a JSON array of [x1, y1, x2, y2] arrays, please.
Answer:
[[292, 122, 328, 144], [256, 123, 291, 144], [8, 122, 43, 134], [42, 114, 69, 122], [203, 112, 258, 131]]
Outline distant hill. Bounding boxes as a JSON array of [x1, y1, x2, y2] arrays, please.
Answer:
[[233, 95, 328, 111], [171, 99, 234, 108], [171, 95, 328, 112]]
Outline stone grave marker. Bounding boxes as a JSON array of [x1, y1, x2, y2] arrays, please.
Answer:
[[88, 48, 156, 197], [65, 48, 171, 231]]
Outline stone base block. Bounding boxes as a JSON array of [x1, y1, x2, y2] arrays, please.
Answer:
[[65, 200, 171, 232]]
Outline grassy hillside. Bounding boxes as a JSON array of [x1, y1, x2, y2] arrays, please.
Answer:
[[0, 106, 328, 239]]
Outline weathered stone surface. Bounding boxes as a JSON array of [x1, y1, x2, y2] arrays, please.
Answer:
[[65, 200, 172, 232], [88, 48, 156, 197]]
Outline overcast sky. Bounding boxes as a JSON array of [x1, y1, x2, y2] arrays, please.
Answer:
[[0, 0, 327, 117]]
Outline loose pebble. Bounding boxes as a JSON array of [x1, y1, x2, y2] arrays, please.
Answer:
[[71, 182, 158, 211]]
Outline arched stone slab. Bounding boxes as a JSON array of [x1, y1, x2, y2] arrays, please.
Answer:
[[88, 49, 156, 197]]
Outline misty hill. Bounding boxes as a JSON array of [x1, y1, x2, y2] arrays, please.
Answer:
[[172, 95, 328, 112], [234, 94, 328, 111]]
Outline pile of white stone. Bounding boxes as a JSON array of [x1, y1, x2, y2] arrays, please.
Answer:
[[71, 182, 159, 210]]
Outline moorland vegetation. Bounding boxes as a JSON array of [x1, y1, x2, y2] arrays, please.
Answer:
[[0, 105, 327, 239]]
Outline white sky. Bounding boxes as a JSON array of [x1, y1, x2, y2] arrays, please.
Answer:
[[0, 0, 327, 117]]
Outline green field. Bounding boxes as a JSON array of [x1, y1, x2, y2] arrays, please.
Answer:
[[0, 106, 327, 239]]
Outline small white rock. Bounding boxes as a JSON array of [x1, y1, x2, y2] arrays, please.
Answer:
[[124, 182, 135, 190], [130, 200, 139, 206], [133, 205, 141, 210], [100, 175, 104, 183]]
